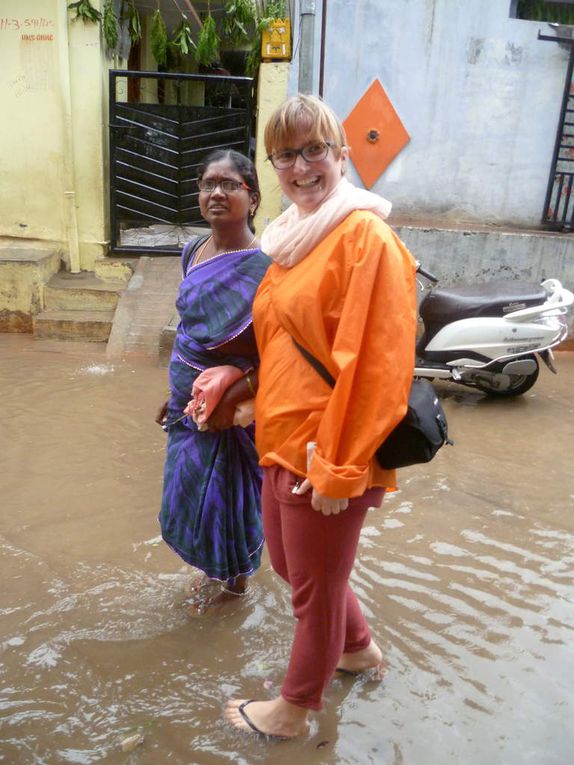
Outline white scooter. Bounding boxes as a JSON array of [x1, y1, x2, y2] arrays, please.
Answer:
[[414, 264, 574, 397]]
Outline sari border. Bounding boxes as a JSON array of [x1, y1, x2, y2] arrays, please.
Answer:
[[185, 245, 260, 277], [204, 317, 254, 350], [175, 353, 205, 371]]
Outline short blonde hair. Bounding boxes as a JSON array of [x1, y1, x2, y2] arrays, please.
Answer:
[[264, 94, 347, 158]]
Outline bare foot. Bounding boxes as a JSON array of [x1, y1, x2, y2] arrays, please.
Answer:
[[224, 697, 309, 739], [185, 576, 248, 615], [336, 639, 386, 678], [209, 578, 247, 607], [188, 571, 210, 594], [223, 574, 248, 596]]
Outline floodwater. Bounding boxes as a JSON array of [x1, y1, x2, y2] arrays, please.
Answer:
[[1, 334, 573, 765]]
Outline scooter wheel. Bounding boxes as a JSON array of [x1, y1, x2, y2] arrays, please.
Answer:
[[472, 354, 540, 397]]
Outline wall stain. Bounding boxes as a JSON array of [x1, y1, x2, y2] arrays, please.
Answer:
[[505, 41, 523, 65], [467, 38, 484, 64], [427, 0, 437, 47], [0, 310, 33, 332]]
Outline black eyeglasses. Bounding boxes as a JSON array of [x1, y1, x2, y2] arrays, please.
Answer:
[[267, 141, 334, 170], [197, 178, 251, 193]]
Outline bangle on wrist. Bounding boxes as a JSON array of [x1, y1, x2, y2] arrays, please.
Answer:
[[244, 374, 256, 397]]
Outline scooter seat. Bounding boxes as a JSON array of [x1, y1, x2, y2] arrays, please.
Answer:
[[420, 280, 547, 323]]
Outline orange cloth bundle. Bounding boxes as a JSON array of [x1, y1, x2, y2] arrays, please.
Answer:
[[184, 365, 254, 430]]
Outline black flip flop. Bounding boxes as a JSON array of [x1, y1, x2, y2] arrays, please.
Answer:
[[334, 667, 360, 677], [335, 662, 387, 679], [236, 700, 289, 741]]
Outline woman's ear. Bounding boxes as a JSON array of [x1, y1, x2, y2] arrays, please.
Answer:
[[249, 192, 261, 214], [340, 145, 349, 175]]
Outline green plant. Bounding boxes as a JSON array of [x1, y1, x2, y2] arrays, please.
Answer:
[[68, 0, 101, 23], [245, 17, 266, 75], [195, 7, 220, 66], [102, 0, 119, 51], [151, 8, 169, 66], [222, 0, 257, 47], [517, 0, 574, 24], [69, 0, 143, 58], [171, 17, 196, 57], [126, 0, 142, 43], [67, 0, 277, 73], [262, 0, 287, 18]]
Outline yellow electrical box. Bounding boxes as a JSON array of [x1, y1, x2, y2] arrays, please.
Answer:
[[261, 19, 292, 60]]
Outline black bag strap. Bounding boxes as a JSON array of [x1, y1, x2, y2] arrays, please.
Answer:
[[182, 234, 210, 277], [292, 338, 336, 388]]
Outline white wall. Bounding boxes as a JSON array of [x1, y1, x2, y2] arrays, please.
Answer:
[[290, 0, 570, 227]]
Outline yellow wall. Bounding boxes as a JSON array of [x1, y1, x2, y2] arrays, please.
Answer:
[[68, 4, 109, 270], [254, 62, 289, 233], [1, 1, 64, 244], [0, 247, 61, 332], [0, 0, 111, 271], [0, 4, 287, 270]]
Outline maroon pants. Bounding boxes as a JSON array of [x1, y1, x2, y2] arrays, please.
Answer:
[[262, 465, 384, 710]]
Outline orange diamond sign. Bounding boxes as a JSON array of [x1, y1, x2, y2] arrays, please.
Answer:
[[343, 79, 410, 189]]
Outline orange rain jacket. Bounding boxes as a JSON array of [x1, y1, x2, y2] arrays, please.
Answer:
[[253, 210, 417, 499]]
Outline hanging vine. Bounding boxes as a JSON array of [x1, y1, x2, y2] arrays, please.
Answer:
[[195, 5, 220, 66], [67, 0, 101, 23], [102, 0, 119, 52], [151, 7, 169, 66], [126, 0, 142, 43], [222, 0, 257, 47], [67, 0, 289, 74], [171, 17, 196, 57]]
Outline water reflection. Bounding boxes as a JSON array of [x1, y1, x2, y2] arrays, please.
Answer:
[[1, 336, 573, 764]]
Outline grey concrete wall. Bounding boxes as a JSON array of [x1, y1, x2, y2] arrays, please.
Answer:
[[289, 0, 570, 228], [393, 225, 574, 286], [393, 223, 574, 338]]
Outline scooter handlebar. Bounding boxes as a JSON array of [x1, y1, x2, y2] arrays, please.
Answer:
[[415, 262, 439, 284]]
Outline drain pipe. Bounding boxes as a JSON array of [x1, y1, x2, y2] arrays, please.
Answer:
[[318, 0, 327, 97], [298, 0, 316, 94], [57, 1, 81, 273]]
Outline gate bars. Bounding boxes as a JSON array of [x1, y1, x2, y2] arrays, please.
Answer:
[[109, 70, 254, 254], [539, 31, 574, 230]]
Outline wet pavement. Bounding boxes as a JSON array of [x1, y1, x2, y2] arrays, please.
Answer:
[[1, 334, 573, 765]]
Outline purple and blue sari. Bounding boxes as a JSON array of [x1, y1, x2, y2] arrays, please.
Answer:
[[159, 242, 270, 582]]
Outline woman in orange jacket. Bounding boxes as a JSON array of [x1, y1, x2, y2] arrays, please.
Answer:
[[224, 95, 417, 739]]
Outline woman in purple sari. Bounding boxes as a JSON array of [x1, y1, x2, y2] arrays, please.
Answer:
[[157, 150, 270, 609]]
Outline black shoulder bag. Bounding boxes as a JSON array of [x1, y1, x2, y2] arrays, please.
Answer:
[[181, 234, 210, 277], [292, 339, 452, 470]]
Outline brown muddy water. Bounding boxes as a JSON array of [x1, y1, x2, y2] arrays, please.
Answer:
[[1, 334, 573, 765]]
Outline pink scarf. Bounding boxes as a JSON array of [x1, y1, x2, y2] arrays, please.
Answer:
[[261, 177, 392, 268]]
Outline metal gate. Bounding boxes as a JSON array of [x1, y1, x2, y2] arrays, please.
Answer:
[[539, 32, 574, 230], [109, 70, 254, 254]]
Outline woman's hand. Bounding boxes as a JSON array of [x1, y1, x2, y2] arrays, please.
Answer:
[[203, 371, 258, 432], [204, 391, 237, 431], [294, 479, 349, 516], [155, 401, 168, 426]]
